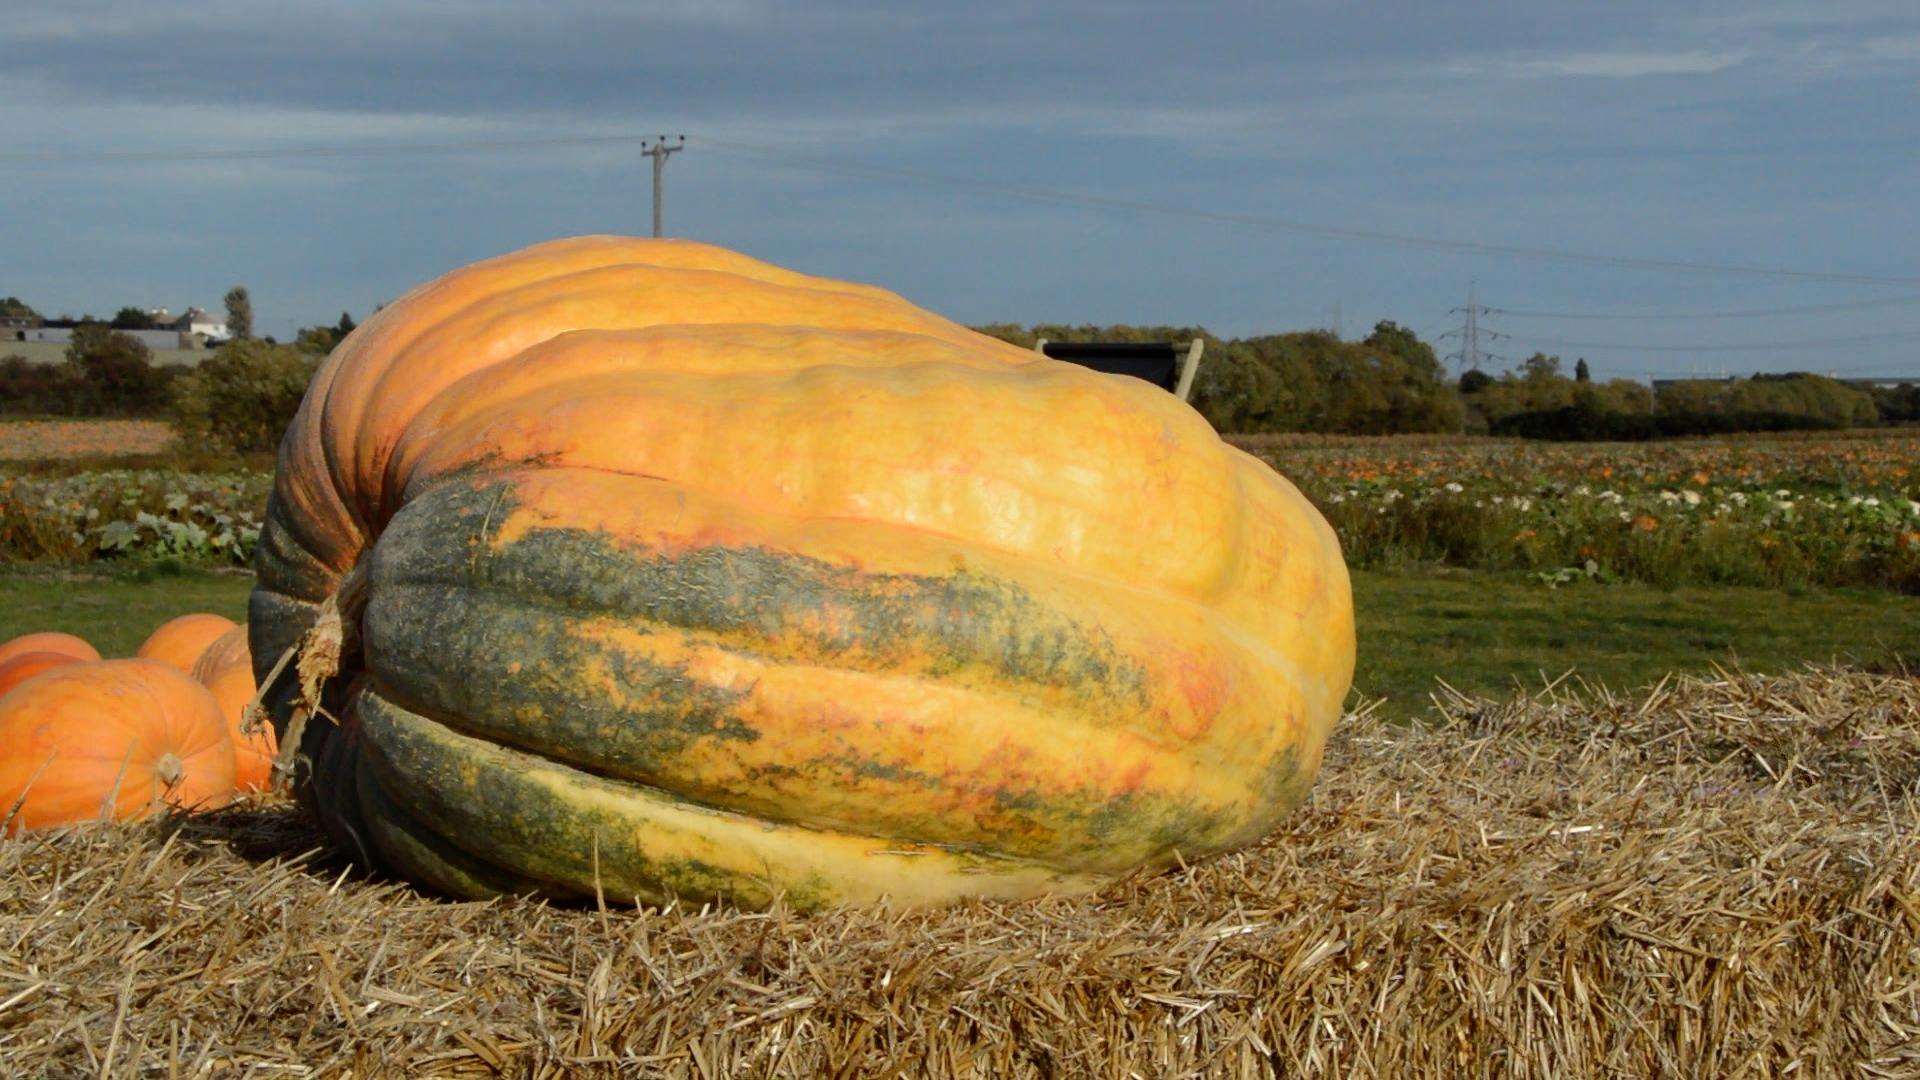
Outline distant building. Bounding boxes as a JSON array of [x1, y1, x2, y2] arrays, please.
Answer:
[[9, 304, 231, 350], [173, 307, 228, 341], [14, 326, 193, 351]]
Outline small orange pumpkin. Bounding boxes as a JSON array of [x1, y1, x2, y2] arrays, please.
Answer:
[[0, 659, 236, 834], [136, 614, 239, 673], [0, 632, 100, 667], [0, 651, 86, 700], [191, 625, 275, 792]]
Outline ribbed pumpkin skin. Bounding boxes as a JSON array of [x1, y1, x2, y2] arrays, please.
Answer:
[[138, 614, 239, 673], [191, 626, 275, 792], [251, 236, 1354, 909], [0, 659, 235, 834]]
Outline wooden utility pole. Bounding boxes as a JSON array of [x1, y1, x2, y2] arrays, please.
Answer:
[[643, 136, 686, 237]]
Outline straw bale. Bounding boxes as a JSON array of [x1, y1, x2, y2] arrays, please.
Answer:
[[2, 667, 1915, 1077]]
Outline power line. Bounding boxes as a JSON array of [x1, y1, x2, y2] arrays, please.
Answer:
[[6, 129, 1918, 288], [696, 136, 1920, 287], [1501, 327, 1920, 353], [1491, 294, 1920, 320], [0, 133, 663, 163]]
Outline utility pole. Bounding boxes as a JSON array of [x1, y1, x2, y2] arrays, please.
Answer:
[[642, 135, 686, 237]]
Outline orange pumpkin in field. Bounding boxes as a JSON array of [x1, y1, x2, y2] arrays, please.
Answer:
[[0, 659, 235, 834], [0, 651, 86, 700], [190, 625, 275, 791], [0, 632, 100, 667], [137, 614, 239, 673]]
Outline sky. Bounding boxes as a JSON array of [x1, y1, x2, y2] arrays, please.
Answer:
[[3, 0, 1918, 380]]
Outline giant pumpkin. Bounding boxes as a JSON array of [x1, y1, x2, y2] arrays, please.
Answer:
[[252, 236, 1354, 908]]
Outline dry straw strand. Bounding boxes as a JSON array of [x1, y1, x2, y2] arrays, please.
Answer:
[[0, 666, 1915, 1077]]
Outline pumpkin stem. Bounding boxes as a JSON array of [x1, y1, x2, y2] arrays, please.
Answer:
[[271, 558, 370, 792], [154, 753, 184, 788]]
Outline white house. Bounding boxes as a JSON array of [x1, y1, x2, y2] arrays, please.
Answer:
[[176, 307, 229, 341]]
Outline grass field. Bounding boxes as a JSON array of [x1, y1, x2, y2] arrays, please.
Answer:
[[7, 564, 1911, 718]]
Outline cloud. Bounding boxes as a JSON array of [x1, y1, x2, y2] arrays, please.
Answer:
[[1452, 49, 1750, 79]]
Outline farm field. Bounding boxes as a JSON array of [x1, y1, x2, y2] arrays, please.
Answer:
[[1241, 428, 1920, 592], [1, 420, 1916, 1073]]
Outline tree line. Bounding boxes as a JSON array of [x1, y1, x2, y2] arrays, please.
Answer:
[[975, 322, 1917, 437], [0, 306, 1912, 448]]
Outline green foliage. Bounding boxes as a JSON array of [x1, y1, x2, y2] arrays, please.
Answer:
[[1871, 383, 1920, 425], [1, 297, 42, 322], [1243, 429, 1920, 593], [224, 285, 254, 341], [63, 324, 174, 416], [110, 306, 156, 330], [292, 310, 358, 355], [169, 339, 320, 452], [0, 355, 82, 414], [0, 468, 267, 565], [980, 322, 1890, 441], [1192, 322, 1462, 435]]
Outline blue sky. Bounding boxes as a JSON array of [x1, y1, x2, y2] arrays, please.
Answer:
[[3, 1, 1917, 379]]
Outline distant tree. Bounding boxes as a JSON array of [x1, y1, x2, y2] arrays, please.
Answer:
[[110, 306, 155, 330], [65, 323, 169, 415], [1574, 358, 1591, 383], [0, 297, 40, 322], [171, 338, 322, 451], [1362, 320, 1439, 371], [1519, 353, 1562, 382], [294, 310, 360, 355], [224, 286, 254, 340], [1458, 368, 1494, 394]]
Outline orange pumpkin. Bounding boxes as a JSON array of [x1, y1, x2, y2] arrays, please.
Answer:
[[0, 651, 86, 700], [137, 614, 239, 673], [0, 659, 235, 835], [0, 631, 100, 667], [191, 625, 275, 792], [251, 237, 1354, 908]]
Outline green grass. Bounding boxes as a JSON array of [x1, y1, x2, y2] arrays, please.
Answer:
[[1352, 567, 1917, 716], [0, 564, 1911, 718], [0, 564, 252, 656]]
